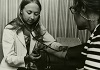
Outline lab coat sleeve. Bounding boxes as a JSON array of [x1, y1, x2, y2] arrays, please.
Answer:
[[40, 23, 62, 50], [2, 27, 25, 67], [39, 24, 67, 58], [43, 31, 67, 58], [43, 31, 62, 48]]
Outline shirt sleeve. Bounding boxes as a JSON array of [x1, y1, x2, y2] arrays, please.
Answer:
[[2, 26, 25, 67]]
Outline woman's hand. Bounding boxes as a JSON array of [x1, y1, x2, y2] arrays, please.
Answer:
[[24, 53, 41, 64], [59, 46, 68, 51]]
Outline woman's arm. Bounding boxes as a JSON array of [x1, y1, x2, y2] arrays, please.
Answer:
[[42, 31, 67, 58], [2, 26, 25, 67]]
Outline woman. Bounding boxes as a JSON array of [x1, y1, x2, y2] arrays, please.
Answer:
[[69, 0, 100, 69], [0, 0, 66, 70]]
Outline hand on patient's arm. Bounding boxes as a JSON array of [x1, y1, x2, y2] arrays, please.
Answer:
[[59, 46, 68, 52], [45, 42, 68, 59]]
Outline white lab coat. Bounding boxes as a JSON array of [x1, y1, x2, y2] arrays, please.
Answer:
[[0, 24, 62, 70]]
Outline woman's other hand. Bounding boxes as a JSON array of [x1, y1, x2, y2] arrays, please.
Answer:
[[24, 53, 41, 64]]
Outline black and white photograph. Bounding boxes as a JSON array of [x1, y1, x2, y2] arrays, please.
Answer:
[[0, 0, 100, 70]]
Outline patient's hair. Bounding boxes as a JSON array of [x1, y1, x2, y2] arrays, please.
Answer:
[[74, 0, 100, 14]]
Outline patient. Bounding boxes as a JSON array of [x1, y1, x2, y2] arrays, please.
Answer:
[[69, 0, 100, 69], [0, 0, 66, 70]]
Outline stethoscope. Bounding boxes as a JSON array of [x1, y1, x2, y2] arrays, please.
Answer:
[[19, 15, 66, 52], [19, 13, 67, 70]]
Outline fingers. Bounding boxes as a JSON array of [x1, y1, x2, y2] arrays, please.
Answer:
[[30, 55, 41, 60], [24, 54, 41, 63], [27, 53, 41, 62], [59, 46, 68, 51], [29, 62, 37, 70], [30, 53, 40, 57]]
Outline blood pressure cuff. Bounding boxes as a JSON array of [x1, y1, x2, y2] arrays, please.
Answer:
[[66, 43, 87, 68]]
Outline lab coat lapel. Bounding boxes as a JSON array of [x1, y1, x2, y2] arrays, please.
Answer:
[[17, 31, 26, 47]]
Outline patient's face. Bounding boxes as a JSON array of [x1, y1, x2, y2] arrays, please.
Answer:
[[74, 12, 89, 30]]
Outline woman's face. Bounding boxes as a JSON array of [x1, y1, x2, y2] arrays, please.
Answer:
[[21, 2, 40, 25]]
